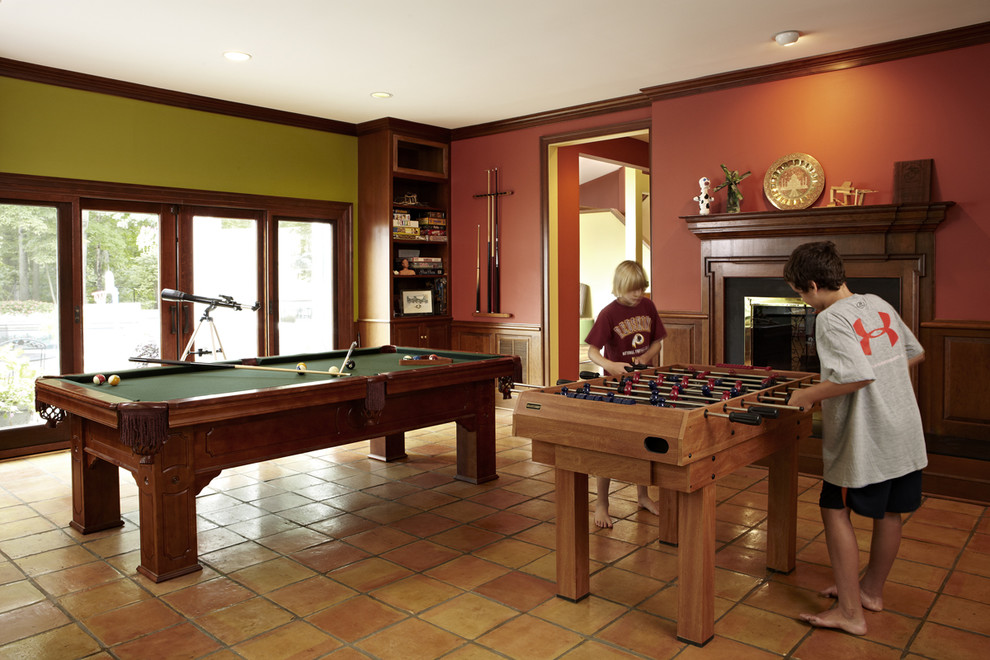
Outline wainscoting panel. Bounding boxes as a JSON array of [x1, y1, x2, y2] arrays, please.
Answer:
[[920, 320, 990, 440], [657, 312, 707, 365], [452, 321, 543, 386]]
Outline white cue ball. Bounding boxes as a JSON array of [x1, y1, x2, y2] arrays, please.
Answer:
[[328, 365, 339, 374]]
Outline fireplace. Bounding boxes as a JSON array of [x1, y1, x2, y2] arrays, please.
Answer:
[[675, 202, 989, 502], [682, 202, 951, 365], [725, 276, 902, 370]]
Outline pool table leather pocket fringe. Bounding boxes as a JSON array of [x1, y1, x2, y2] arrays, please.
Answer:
[[118, 402, 169, 462]]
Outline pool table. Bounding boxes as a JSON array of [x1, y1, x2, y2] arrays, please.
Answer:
[[35, 345, 520, 582]]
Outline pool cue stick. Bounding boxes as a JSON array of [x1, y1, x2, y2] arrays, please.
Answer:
[[475, 224, 482, 313], [339, 340, 357, 373], [486, 169, 494, 313], [492, 168, 501, 313], [129, 356, 348, 376]]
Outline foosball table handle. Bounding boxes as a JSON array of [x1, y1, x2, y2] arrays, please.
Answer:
[[727, 411, 762, 425], [704, 409, 763, 425]]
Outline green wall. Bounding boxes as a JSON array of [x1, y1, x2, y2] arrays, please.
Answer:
[[0, 76, 357, 203]]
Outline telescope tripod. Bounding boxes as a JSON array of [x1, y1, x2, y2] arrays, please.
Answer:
[[180, 304, 228, 361]]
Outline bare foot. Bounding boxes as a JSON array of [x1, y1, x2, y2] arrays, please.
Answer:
[[819, 584, 883, 612], [594, 501, 613, 528], [638, 495, 660, 516], [799, 607, 867, 635]]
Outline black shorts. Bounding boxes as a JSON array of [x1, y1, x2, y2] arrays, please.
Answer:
[[819, 470, 923, 519]]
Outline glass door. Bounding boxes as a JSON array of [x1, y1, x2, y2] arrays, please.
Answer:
[[175, 208, 263, 361], [276, 218, 336, 354], [81, 205, 166, 372], [0, 203, 60, 429]]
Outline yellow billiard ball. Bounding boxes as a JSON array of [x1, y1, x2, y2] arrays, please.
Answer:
[[296, 362, 307, 374], [107, 374, 121, 386]]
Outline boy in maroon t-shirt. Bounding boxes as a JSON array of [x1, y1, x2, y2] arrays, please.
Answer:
[[585, 260, 666, 528]]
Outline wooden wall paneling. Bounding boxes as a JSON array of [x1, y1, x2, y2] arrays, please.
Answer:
[[452, 321, 542, 386], [657, 312, 707, 365], [920, 320, 990, 440]]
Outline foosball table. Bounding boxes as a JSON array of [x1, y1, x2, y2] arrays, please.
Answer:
[[512, 363, 817, 646]]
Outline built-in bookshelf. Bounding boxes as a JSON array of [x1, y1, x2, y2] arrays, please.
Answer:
[[358, 121, 451, 348]]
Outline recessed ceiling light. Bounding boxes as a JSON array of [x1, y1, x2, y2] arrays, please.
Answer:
[[773, 30, 800, 46], [370, 91, 393, 99], [223, 51, 252, 62]]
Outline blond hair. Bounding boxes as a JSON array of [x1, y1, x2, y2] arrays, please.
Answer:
[[612, 260, 649, 296]]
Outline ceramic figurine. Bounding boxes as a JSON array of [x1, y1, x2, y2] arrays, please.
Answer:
[[693, 177, 713, 215]]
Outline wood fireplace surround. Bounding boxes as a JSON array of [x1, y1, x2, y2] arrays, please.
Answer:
[[680, 202, 990, 503], [683, 202, 952, 363]]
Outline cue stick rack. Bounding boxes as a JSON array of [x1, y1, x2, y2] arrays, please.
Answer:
[[472, 168, 513, 318]]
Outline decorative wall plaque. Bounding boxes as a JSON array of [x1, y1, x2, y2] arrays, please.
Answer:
[[893, 159, 932, 204], [763, 153, 825, 210]]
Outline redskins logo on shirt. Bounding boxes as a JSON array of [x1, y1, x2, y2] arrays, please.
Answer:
[[614, 316, 652, 350]]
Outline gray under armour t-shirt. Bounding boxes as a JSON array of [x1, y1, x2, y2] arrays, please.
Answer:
[[815, 294, 927, 488]]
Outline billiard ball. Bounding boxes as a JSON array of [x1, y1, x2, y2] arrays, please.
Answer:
[[328, 365, 339, 374], [296, 362, 307, 374], [345, 360, 355, 370], [403, 355, 413, 360], [107, 374, 121, 386], [428, 354, 439, 360], [92, 374, 106, 385]]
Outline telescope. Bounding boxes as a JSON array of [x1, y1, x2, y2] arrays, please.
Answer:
[[161, 289, 260, 312]]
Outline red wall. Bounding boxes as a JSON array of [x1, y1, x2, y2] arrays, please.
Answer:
[[651, 42, 990, 318], [450, 108, 651, 324], [451, 42, 990, 334]]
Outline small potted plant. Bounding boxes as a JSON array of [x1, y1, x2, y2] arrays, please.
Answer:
[[713, 164, 751, 214]]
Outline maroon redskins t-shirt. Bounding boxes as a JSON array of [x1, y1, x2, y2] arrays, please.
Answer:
[[584, 298, 666, 363]]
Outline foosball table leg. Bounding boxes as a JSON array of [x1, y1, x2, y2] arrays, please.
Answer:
[[555, 468, 590, 601], [657, 488, 679, 545], [677, 484, 716, 646]]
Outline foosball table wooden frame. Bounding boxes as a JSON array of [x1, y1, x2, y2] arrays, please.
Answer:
[[512, 363, 817, 646]]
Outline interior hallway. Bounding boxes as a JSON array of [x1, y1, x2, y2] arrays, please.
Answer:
[[1, 408, 988, 659]]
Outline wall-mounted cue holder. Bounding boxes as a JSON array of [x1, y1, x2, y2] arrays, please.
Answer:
[[472, 167, 513, 318]]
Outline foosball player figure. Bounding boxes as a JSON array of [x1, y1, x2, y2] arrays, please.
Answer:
[[783, 241, 927, 636], [584, 260, 667, 528]]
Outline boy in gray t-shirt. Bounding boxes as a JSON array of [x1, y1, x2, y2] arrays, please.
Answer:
[[783, 241, 926, 636]]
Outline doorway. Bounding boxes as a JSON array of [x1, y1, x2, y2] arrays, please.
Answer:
[[541, 122, 651, 382]]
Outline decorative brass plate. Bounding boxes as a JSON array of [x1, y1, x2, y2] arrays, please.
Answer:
[[763, 153, 825, 210]]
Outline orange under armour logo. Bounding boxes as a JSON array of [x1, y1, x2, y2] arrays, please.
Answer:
[[853, 312, 899, 356]]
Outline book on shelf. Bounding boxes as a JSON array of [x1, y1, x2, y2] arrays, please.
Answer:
[[397, 256, 444, 275]]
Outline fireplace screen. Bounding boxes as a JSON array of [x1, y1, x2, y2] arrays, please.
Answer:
[[744, 297, 819, 371]]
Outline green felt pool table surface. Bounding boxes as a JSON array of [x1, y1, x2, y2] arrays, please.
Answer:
[[52, 346, 498, 402]]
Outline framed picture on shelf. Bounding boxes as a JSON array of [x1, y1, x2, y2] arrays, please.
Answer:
[[401, 290, 433, 315]]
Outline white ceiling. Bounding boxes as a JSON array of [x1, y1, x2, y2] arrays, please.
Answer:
[[1, 1, 988, 129]]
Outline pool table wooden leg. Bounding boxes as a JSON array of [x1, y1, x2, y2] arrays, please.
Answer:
[[368, 433, 408, 463], [453, 382, 498, 484], [69, 418, 124, 534], [133, 431, 201, 583]]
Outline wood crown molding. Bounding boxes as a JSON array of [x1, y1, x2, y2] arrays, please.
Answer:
[[642, 22, 990, 102], [356, 117, 451, 142], [2, 22, 987, 140], [456, 22, 990, 139], [0, 56, 358, 136]]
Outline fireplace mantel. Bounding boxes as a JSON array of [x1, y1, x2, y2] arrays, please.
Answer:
[[682, 202, 954, 240]]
